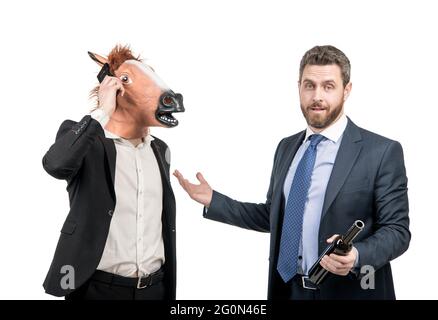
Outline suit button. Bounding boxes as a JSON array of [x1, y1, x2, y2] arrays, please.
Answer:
[[108, 209, 114, 216], [172, 229, 175, 232]]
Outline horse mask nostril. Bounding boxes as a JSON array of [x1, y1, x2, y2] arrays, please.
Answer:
[[159, 91, 184, 111], [162, 96, 175, 107], [155, 91, 185, 127]]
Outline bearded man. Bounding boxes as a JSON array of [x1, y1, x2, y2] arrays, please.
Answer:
[[174, 45, 410, 300]]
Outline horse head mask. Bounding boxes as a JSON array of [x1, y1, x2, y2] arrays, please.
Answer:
[[88, 45, 184, 134]]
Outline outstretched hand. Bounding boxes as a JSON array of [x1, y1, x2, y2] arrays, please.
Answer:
[[173, 170, 213, 207]]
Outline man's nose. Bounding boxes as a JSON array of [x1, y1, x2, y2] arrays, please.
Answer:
[[312, 86, 324, 102]]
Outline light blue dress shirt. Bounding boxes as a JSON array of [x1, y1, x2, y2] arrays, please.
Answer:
[[283, 114, 347, 275]]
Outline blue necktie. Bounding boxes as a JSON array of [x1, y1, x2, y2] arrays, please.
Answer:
[[277, 134, 325, 283]]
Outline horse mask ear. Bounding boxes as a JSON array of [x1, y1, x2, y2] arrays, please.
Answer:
[[88, 51, 113, 82], [87, 51, 108, 66]]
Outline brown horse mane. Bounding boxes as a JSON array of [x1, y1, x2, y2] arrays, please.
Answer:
[[107, 44, 142, 74], [90, 45, 142, 110]]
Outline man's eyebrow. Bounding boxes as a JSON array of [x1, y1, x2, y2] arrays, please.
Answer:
[[302, 79, 337, 85]]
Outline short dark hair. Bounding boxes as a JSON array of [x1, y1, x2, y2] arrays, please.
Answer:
[[299, 45, 351, 87]]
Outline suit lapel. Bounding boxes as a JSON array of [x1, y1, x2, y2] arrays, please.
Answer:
[[275, 131, 306, 197], [98, 136, 174, 205], [151, 139, 175, 228], [268, 131, 306, 263], [151, 140, 173, 196], [271, 131, 306, 233], [321, 118, 363, 218], [98, 135, 117, 201]]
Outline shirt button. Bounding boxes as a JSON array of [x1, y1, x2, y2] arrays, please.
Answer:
[[298, 256, 302, 260]]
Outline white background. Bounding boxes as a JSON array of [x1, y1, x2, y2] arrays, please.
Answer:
[[0, 0, 436, 300]]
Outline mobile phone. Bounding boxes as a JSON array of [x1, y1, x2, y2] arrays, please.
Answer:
[[97, 63, 113, 83]]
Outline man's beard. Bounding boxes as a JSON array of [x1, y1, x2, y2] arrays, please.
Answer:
[[301, 100, 344, 129]]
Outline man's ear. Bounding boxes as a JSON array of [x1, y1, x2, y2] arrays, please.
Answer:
[[343, 82, 352, 101], [87, 51, 108, 67]]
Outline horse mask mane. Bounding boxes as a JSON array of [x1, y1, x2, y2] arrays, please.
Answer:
[[88, 45, 184, 131]]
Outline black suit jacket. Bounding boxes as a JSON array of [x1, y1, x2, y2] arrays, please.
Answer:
[[42, 115, 176, 298], [205, 118, 410, 299]]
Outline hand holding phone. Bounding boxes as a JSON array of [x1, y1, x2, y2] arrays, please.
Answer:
[[97, 63, 113, 83], [97, 70, 125, 117]]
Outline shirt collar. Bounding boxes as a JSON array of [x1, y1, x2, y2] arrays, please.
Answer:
[[104, 129, 120, 140], [104, 129, 155, 146], [304, 113, 348, 143]]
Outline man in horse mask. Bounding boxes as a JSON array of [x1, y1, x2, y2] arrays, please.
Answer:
[[42, 45, 184, 300]]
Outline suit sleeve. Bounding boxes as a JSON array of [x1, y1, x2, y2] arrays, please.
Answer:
[[354, 141, 411, 271], [42, 115, 104, 180], [203, 139, 285, 233]]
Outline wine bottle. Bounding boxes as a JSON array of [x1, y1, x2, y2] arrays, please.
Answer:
[[308, 220, 364, 286]]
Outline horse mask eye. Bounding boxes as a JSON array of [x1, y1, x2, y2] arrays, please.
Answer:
[[120, 75, 130, 83]]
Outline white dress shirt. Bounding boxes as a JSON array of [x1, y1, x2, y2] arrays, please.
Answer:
[[91, 110, 165, 278]]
